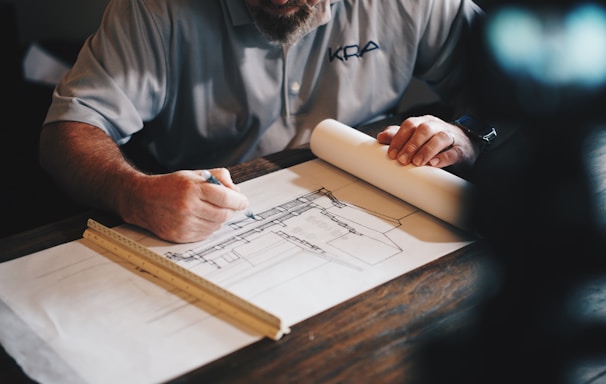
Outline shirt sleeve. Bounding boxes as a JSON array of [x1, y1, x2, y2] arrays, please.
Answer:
[[43, 0, 168, 145], [413, 0, 483, 102]]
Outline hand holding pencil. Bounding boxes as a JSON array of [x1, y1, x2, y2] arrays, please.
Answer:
[[119, 168, 251, 243], [201, 170, 256, 219]]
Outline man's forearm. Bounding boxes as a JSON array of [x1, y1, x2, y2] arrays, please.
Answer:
[[39, 121, 143, 216]]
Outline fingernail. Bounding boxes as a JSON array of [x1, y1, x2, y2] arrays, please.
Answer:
[[398, 153, 408, 164], [430, 158, 439, 166], [388, 149, 397, 159]]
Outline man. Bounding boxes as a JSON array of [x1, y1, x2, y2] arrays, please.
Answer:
[[40, 0, 485, 243]]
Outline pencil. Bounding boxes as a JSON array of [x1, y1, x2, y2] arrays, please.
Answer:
[[201, 170, 256, 219]]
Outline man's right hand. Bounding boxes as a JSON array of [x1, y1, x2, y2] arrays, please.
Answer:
[[120, 168, 250, 243], [39, 122, 249, 243]]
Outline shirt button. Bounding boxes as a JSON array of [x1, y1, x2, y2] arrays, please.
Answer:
[[289, 81, 301, 94]]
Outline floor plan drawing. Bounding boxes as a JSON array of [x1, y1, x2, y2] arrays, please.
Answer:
[[0, 157, 476, 384], [134, 158, 475, 323], [164, 187, 405, 290]]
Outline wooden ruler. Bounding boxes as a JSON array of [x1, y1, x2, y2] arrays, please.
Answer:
[[83, 218, 290, 341]]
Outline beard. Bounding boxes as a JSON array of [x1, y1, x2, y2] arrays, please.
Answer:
[[248, 0, 315, 45]]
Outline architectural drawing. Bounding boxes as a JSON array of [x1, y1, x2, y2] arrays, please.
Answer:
[[165, 187, 407, 289], [0, 125, 475, 384]]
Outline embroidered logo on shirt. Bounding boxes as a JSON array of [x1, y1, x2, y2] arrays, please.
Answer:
[[328, 41, 380, 62]]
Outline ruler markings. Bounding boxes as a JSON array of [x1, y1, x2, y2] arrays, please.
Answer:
[[83, 219, 290, 340]]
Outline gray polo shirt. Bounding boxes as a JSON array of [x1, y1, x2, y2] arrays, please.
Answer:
[[44, 0, 481, 171]]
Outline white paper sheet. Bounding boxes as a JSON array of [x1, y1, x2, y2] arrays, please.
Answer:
[[0, 121, 476, 384]]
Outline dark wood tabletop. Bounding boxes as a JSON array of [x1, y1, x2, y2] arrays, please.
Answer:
[[0, 116, 490, 383], [2, 115, 604, 383], [0, 183, 485, 384], [0, 215, 484, 384]]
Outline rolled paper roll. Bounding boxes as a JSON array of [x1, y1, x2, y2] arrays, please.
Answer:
[[310, 119, 473, 232]]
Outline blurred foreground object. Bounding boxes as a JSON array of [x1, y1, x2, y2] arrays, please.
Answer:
[[416, 2, 606, 383]]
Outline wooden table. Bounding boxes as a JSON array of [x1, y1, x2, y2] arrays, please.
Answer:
[[0, 220, 484, 384], [4, 116, 606, 383], [0, 116, 492, 383]]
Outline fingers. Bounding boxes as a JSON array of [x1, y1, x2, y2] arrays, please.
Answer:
[[379, 115, 469, 168], [207, 167, 240, 191], [429, 142, 463, 167], [125, 170, 250, 243], [376, 125, 400, 144], [199, 180, 249, 218]]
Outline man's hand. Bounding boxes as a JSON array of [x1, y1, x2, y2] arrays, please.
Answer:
[[120, 168, 250, 243], [40, 122, 249, 244], [377, 115, 478, 168]]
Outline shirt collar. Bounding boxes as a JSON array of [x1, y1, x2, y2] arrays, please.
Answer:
[[224, 0, 341, 27]]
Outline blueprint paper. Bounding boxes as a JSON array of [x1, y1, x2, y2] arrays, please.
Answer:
[[0, 125, 476, 384]]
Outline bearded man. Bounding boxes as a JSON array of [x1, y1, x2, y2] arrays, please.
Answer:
[[40, 0, 486, 243]]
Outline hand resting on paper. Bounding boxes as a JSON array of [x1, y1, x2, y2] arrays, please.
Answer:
[[377, 115, 479, 168]]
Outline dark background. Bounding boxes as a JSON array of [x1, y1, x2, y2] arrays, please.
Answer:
[[0, 3, 87, 238]]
